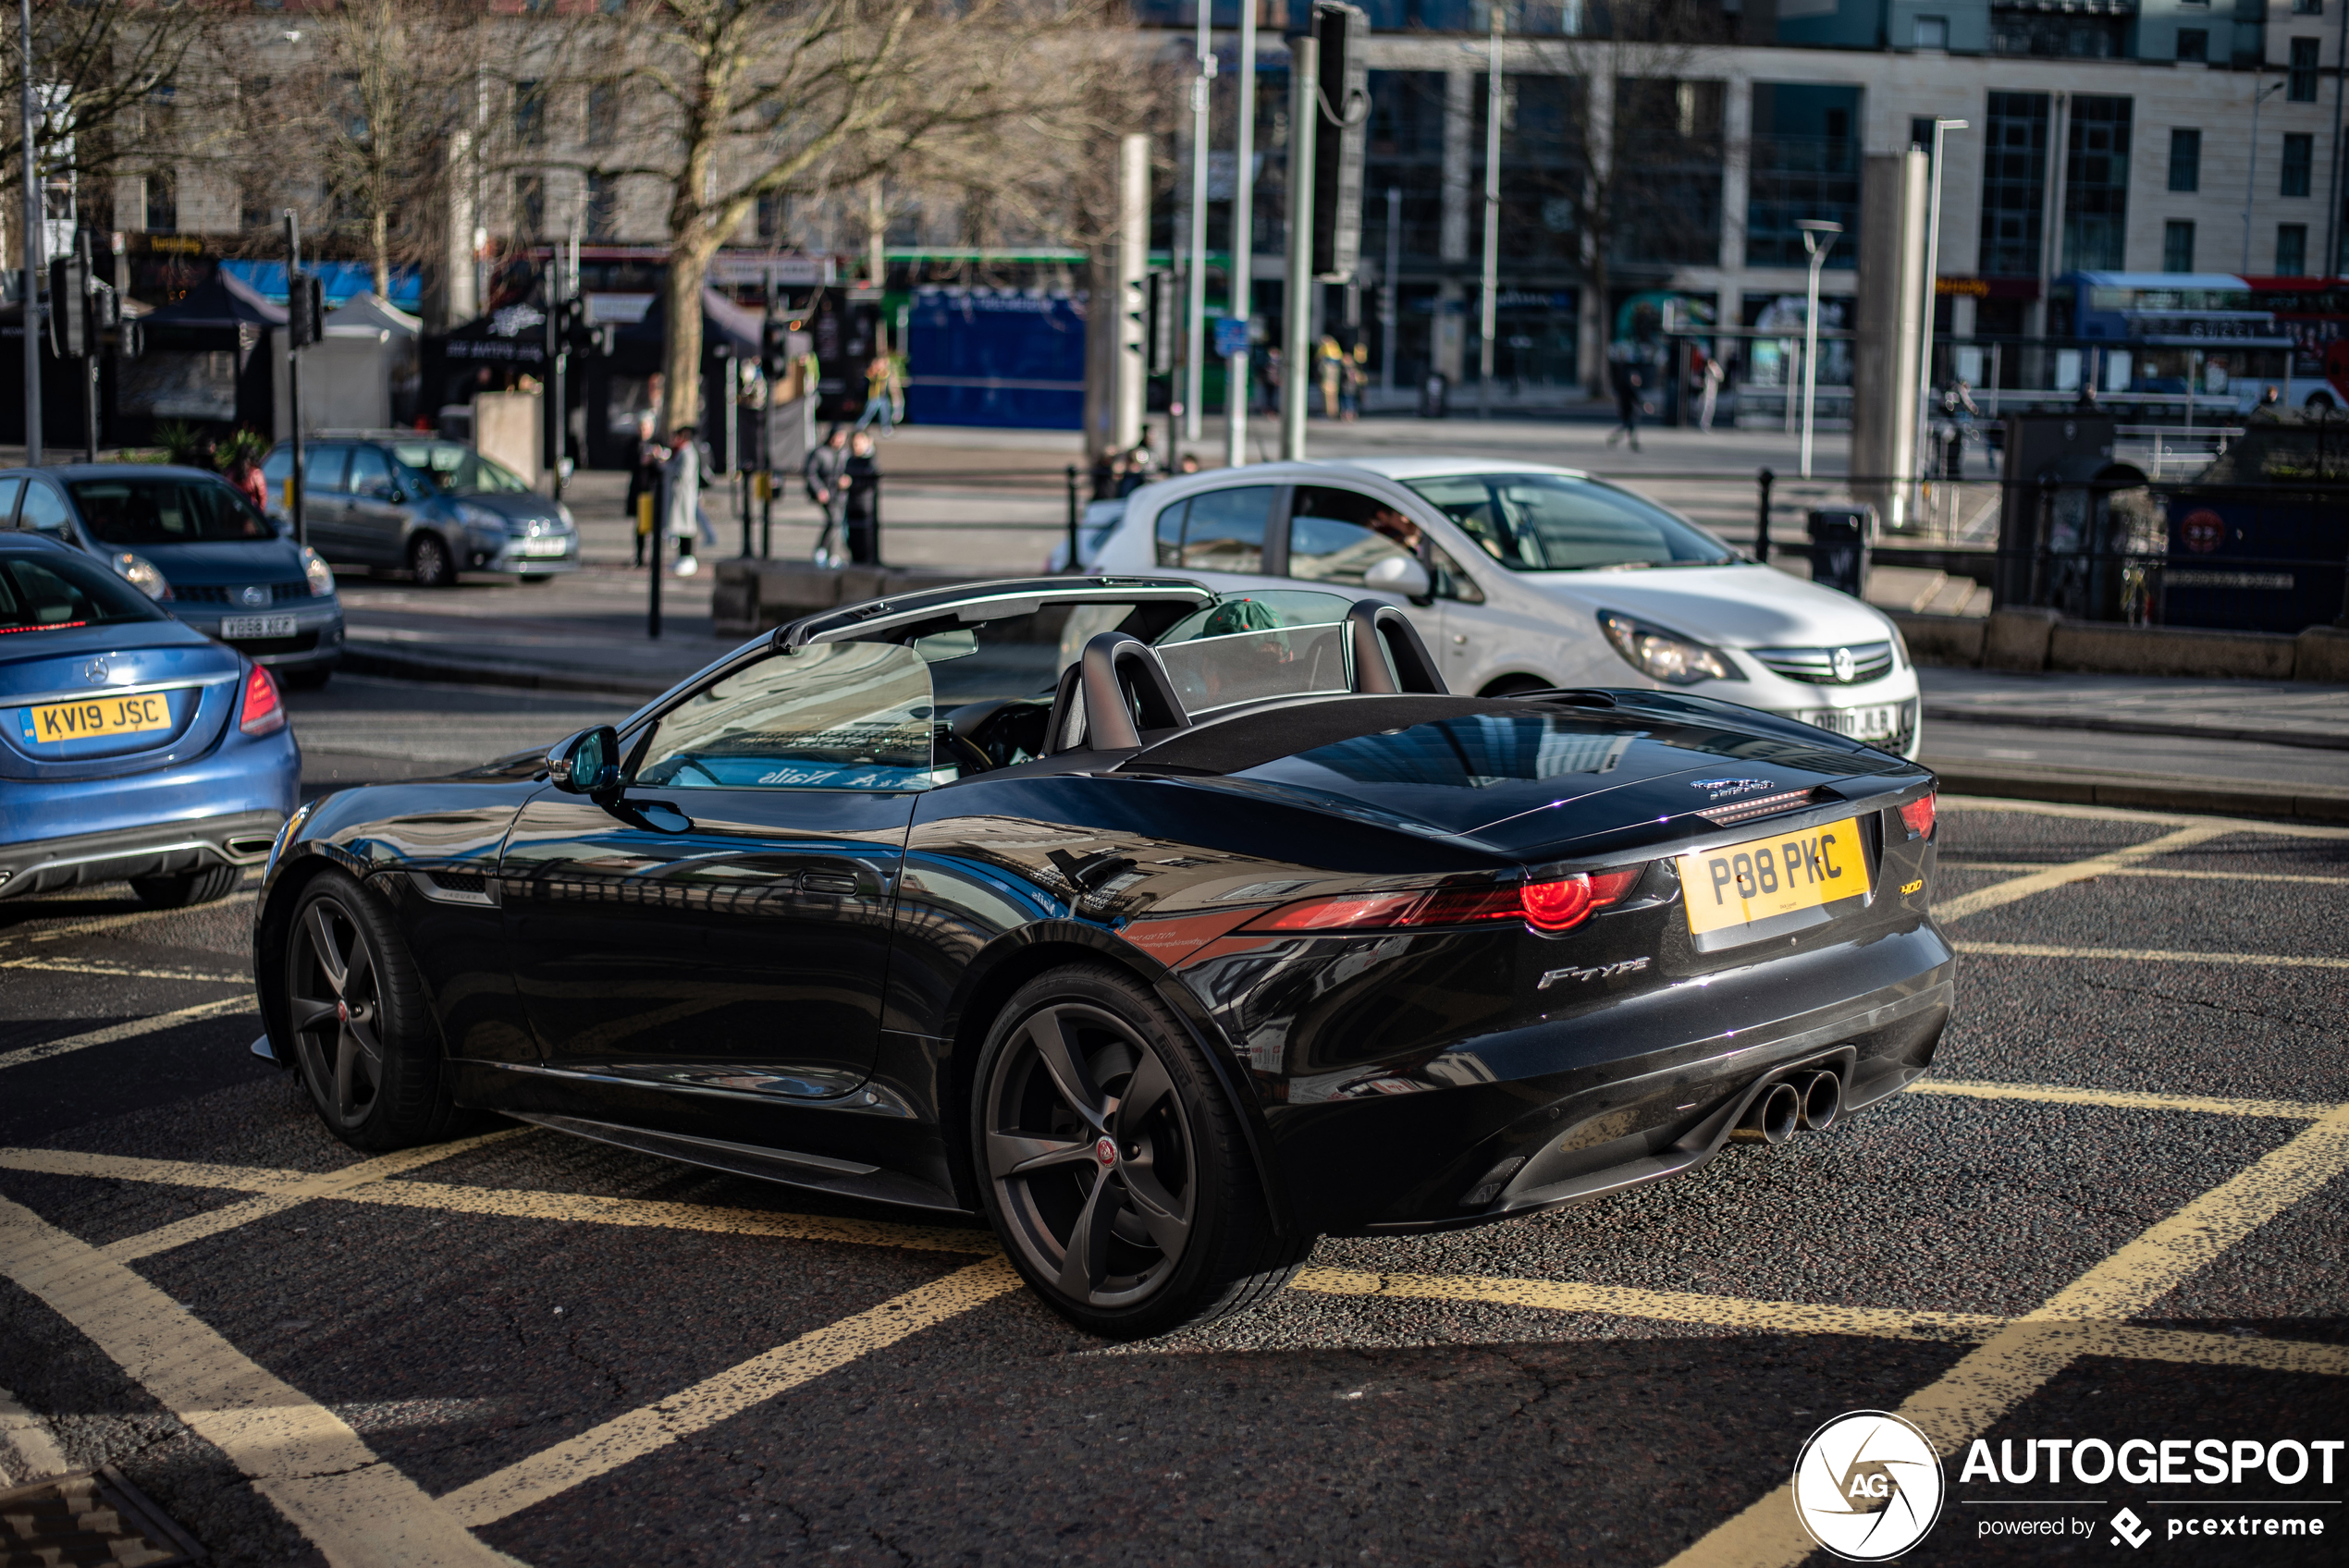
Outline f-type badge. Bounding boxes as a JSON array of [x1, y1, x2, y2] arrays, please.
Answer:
[[1538, 956, 1651, 989], [1693, 778, 1774, 799]]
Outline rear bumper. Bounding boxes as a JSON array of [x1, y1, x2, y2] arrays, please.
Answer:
[[1258, 925, 1956, 1235], [0, 807, 285, 898]]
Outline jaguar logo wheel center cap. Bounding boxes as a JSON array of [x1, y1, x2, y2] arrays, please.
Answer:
[[1093, 1135, 1118, 1169], [336, 1000, 350, 1025]]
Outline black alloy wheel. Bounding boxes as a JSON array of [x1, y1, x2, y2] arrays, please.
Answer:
[[128, 863, 240, 909], [409, 533, 455, 589], [283, 871, 464, 1149], [976, 964, 1311, 1339]]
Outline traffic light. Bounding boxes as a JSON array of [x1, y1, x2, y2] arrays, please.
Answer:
[[1126, 271, 1174, 377], [46, 254, 87, 358], [762, 315, 796, 381], [287, 271, 326, 347], [1310, 0, 1370, 283]]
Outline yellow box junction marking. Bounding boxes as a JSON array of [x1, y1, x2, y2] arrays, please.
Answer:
[[1910, 1079, 2335, 1121], [0, 997, 253, 1073], [1930, 823, 2229, 924], [1953, 940, 2349, 970]]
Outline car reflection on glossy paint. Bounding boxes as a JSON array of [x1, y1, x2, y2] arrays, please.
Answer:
[[252, 576, 1951, 1341]]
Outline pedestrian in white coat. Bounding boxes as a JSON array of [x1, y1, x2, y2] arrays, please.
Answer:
[[661, 425, 703, 576]]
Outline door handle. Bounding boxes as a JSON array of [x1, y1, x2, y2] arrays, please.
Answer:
[[799, 870, 860, 895]]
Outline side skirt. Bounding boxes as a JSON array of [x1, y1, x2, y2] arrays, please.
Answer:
[[508, 1111, 973, 1215]]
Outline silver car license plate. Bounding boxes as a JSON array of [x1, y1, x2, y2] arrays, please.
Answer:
[[220, 614, 299, 640], [1796, 704, 1902, 741]]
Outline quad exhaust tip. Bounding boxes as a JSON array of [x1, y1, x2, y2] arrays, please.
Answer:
[[1799, 1070, 1841, 1133], [1733, 1070, 1841, 1145]]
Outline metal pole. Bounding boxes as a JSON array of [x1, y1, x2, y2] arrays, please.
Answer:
[[1913, 119, 1965, 526], [2329, 0, 2349, 276], [1224, 0, 1257, 468], [78, 230, 93, 460], [1755, 467, 1773, 564], [2244, 79, 2282, 273], [1796, 221, 1838, 481], [1382, 185, 1399, 393], [548, 247, 566, 501], [284, 210, 305, 549], [19, 0, 42, 466], [1280, 33, 1318, 461], [1477, 0, 1502, 421], [1184, 0, 1213, 447], [1064, 462, 1080, 571]]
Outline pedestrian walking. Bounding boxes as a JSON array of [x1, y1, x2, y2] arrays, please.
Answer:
[[1605, 342, 1644, 452], [855, 337, 899, 434], [626, 413, 662, 567], [842, 429, 882, 565], [1341, 343, 1366, 423], [1695, 351, 1724, 434], [1318, 335, 1344, 419], [1115, 443, 1157, 498], [660, 424, 704, 576], [803, 424, 850, 566]]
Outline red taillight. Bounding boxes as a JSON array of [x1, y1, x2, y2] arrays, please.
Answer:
[[1243, 867, 1644, 935], [1898, 791, 1937, 840], [238, 663, 285, 736]]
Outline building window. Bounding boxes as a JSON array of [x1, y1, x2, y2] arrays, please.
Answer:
[[2061, 95, 2131, 272], [1914, 16, 1948, 47], [2277, 223, 2308, 275], [2162, 219, 2195, 272], [586, 82, 620, 148], [1748, 83, 1861, 269], [1979, 91, 2049, 276], [756, 191, 787, 243], [2290, 37, 2320, 100], [2176, 28, 2208, 60], [585, 173, 619, 240], [514, 80, 547, 146], [514, 173, 546, 239], [141, 171, 176, 235], [2281, 133, 2314, 196], [2292, 0, 2321, 13], [1606, 79, 1725, 268], [2167, 128, 2201, 190]]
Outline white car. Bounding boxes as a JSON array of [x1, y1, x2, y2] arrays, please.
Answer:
[[1086, 456, 1922, 758]]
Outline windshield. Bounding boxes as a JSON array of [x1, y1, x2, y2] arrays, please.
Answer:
[[1151, 591, 1354, 714], [1402, 473, 1738, 571], [387, 441, 532, 496], [0, 552, 170, 632], [68, 478, 276, 545]]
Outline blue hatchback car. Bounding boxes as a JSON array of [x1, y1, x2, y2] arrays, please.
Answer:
[[0, 534, 300, 907], [0, 464, 345, 687]]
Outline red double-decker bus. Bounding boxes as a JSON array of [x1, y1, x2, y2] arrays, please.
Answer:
[[2241, 278, 2349, 409]]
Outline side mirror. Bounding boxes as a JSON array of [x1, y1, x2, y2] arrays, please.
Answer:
[[548, 725, 621, 794], [1364, 553, 1433, 601]]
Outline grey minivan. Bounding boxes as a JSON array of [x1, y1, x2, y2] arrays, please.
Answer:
[[263, 434, 579, 588]]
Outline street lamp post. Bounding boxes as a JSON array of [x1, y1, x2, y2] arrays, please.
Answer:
[[2244, 78, 2287, 273], [1184, 0, 1214, 449], [19, 0, 43, 465], [1476, 0, 1503, 420], [1795, 219, 1841, 481], [1913, 117, 1967, 520], [1224, 0, 1258, 469]]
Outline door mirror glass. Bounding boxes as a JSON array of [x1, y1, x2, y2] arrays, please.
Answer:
[[1362, 553, 1433, 597], [549, 725, 621, 794], [636, 641, 941, 790]]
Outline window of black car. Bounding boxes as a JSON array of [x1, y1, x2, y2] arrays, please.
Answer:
[[69, 479, 275, 545], [634, 641, 941, 790], [1152, 484, 1273, 573], [0, 552, 168, 631], [18, 482, 71, 534], [388, 440, 531, 496], [0, 478, 21, 526], [1402, 473, 1737, 571], [346, 446, 396, 499]]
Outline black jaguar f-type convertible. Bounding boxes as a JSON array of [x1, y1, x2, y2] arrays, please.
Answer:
[[252, 576, 1951, 1337]]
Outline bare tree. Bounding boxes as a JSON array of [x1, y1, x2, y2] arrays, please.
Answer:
[[513, 0, 1138, 434]]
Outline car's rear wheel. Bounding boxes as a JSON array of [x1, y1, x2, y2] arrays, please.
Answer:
[[975, 964, 1310, 1339], [284, 869, 462, 1150], [129, 864, 241, 909], [409, 533, 455, 589]]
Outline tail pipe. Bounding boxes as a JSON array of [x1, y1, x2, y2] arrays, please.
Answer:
[[1732, 1069, 1843, 1145], [1798, 1069, 1842, 1133]]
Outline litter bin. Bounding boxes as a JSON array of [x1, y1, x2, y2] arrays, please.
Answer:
[[1806, 505, 1875, 598]]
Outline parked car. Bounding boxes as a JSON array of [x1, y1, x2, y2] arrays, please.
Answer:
[[263, 434, 579, 588], [0, 463, 344, 689], [1089, 459, 1925, 757], [252, 575, 1949, 1338], [0, 533, 299, 907]]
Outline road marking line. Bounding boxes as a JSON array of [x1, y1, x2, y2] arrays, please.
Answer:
[[1953, 940, 2349, 970], [0, 1193, 522, 1568], [1937, 796, 2349, 840], [1658, 1103, 2349, 1568], [0, 1385, 69, 1486], [1932, 824, 2230, 923], [0, 998, 253, 1072], [0, 1145, 1001, 1256], [1943, 862, 2349, 886], [1909, 1080, 2334, 1120], [0, 956, 247, 984], [0, 890, 259, 950], [99, 1130, 531, 1262], [438, 1256, 1026, 1528]]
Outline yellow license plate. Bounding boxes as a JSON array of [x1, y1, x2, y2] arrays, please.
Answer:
[[23, 692, 175, 744], [1678, 818, 1870, 936]]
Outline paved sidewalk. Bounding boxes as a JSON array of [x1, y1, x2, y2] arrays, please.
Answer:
[[1919, 668, 2349, 752]]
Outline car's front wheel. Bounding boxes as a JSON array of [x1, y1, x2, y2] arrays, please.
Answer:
[[283, 869, 463, 1150], [974, 964, 1311, 1339]]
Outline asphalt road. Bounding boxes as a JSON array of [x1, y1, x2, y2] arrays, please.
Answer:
[[3, 727, 2343, 1565]]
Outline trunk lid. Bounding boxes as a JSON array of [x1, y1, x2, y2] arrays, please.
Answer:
[[0, 621, 242, 780]]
